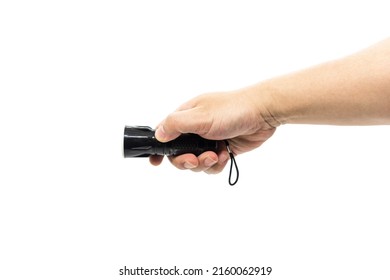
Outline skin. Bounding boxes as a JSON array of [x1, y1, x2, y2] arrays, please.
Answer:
[[150, 38, 390, 173]]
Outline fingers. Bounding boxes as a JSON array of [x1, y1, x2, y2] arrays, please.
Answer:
[[204, 151, 230, 174], [149, 155, 164, 166], [168, 150, 230, 174], [168, 153, 199, 170]]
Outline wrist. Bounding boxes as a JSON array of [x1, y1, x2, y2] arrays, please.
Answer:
[[244, 82, 286, 129]]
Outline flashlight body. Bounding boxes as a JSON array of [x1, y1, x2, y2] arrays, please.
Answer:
[[123, 126, 219, 157]]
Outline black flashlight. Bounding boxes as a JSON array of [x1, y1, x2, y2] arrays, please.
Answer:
[[123, 126, 219, 158]]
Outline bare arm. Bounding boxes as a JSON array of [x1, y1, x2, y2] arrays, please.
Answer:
[[257, 38, 390, 126]]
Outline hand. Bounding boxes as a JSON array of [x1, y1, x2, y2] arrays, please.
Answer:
[[149, 86, 277, 173]]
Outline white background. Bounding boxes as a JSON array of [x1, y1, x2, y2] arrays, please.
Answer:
[[1, 1, 389, 279]]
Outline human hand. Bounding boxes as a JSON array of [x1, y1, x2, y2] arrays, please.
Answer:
[[149, 86, 277, 173]]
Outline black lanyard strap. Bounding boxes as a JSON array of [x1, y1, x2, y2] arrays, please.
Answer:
[[224, 140, 239, 186]]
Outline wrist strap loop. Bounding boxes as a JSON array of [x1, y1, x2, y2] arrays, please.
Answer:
[[224, 140, 239, 186]]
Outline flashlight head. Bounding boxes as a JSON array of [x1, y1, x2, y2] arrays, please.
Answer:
[[123, 126, 157, 157]]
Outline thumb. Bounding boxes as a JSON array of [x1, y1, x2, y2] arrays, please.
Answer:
[[155, 109, 205, 142], [155, 124, 179, 143]]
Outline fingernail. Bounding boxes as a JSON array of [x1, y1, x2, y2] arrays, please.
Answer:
[[204, 157, 218, 167], [155, 126, 166, 142], [184, 162, 196, 169]]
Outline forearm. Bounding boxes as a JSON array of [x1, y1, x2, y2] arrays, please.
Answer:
[[254, 38, 390, 126]]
